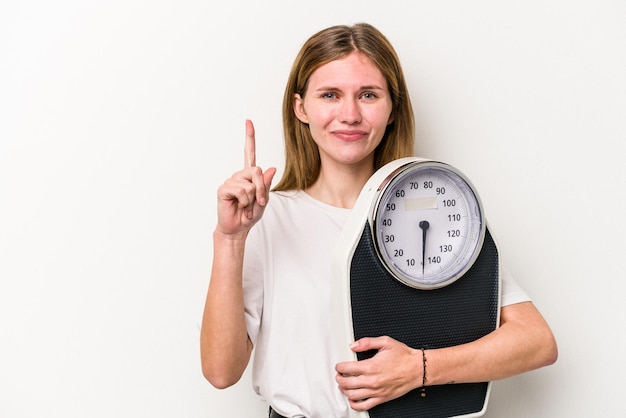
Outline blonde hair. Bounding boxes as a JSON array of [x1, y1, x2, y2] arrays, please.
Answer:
[[273, 23, 415, 192]]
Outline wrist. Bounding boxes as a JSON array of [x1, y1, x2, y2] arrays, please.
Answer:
[[213, 228, 249, 244], [212, 229, 249, 263]]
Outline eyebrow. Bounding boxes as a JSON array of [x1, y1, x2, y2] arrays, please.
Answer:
[[314, 84, 387, 92]]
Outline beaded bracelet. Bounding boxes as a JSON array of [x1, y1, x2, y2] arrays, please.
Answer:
[[420, 348, 427, 397]]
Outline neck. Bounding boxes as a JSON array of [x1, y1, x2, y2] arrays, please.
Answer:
[[305, 162, 374, 209]]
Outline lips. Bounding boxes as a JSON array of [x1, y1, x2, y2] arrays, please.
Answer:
[[333, 130, 368, 142]]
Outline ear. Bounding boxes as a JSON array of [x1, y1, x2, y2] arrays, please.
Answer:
[[293, 93, 309, 124]]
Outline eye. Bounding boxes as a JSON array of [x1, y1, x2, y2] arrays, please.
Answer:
[[321, 91, 338, 99], [361, 91, 378, 100]]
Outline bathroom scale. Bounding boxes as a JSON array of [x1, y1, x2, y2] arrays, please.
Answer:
[[332, 157, 501, 418]]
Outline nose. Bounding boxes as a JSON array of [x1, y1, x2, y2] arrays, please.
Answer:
[[339, 98, 362, 124]]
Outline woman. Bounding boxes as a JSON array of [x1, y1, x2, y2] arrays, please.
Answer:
[[201, 23, 557, 418]]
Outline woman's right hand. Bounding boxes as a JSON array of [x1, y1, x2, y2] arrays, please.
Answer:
[[216, 119, 276, 238]]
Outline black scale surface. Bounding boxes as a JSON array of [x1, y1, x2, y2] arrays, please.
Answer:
[[349, 223, 499, 418]]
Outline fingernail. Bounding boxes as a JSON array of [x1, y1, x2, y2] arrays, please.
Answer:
[[349, 341, 358, 349]]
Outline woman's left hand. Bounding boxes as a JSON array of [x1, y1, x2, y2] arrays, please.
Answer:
[[335, 336, 423, 411]]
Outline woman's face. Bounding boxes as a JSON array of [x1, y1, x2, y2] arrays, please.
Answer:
[[293, 52, 393, 170]]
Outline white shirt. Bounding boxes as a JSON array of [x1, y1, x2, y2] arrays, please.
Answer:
[[242, 190, 529, 418]]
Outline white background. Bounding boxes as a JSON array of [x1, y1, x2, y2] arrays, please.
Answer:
[[1, 1, 625, 417]]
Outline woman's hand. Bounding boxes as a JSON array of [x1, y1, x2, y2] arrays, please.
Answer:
[[216, 119, 276, 238], [335, 336, 423, 411]]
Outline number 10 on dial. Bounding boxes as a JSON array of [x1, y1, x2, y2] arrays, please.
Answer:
[[372, 161, 485, 290]]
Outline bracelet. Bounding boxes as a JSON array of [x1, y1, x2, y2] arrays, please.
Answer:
[[420, 348, 427, 397]]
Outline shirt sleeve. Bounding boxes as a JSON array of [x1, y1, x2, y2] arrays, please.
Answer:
[[242, 224, 265, 346], [500, 266, 531, 306]]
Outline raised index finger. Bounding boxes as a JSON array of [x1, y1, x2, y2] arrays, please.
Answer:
[[244, 119, 256, 168]]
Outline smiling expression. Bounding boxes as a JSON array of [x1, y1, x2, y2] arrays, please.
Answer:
[[293, 52, 393, 170]]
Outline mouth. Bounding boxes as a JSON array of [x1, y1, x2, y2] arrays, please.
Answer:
[[333, 130, 368, 142]]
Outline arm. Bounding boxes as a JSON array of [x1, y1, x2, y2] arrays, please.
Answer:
[[200, 120, 276, 389], [200, 231, 253, 389], [427, 301, 558, 385], [335, 301, 557, 411]]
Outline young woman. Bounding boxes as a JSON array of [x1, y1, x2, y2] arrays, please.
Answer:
[[201, 23, 557, 418]]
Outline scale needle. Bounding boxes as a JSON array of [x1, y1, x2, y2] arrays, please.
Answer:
[[419, 220, 429, 275]]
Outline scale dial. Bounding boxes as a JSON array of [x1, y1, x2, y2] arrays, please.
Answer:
[[372, 160, 485, 289]]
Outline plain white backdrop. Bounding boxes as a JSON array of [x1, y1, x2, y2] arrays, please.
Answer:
[[1, 1, 625, 417]]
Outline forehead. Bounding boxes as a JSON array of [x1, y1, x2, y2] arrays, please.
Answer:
[[308, 52, 387, 88]]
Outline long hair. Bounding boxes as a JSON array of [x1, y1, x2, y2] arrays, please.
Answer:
[[273, 23, 415, 192]]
